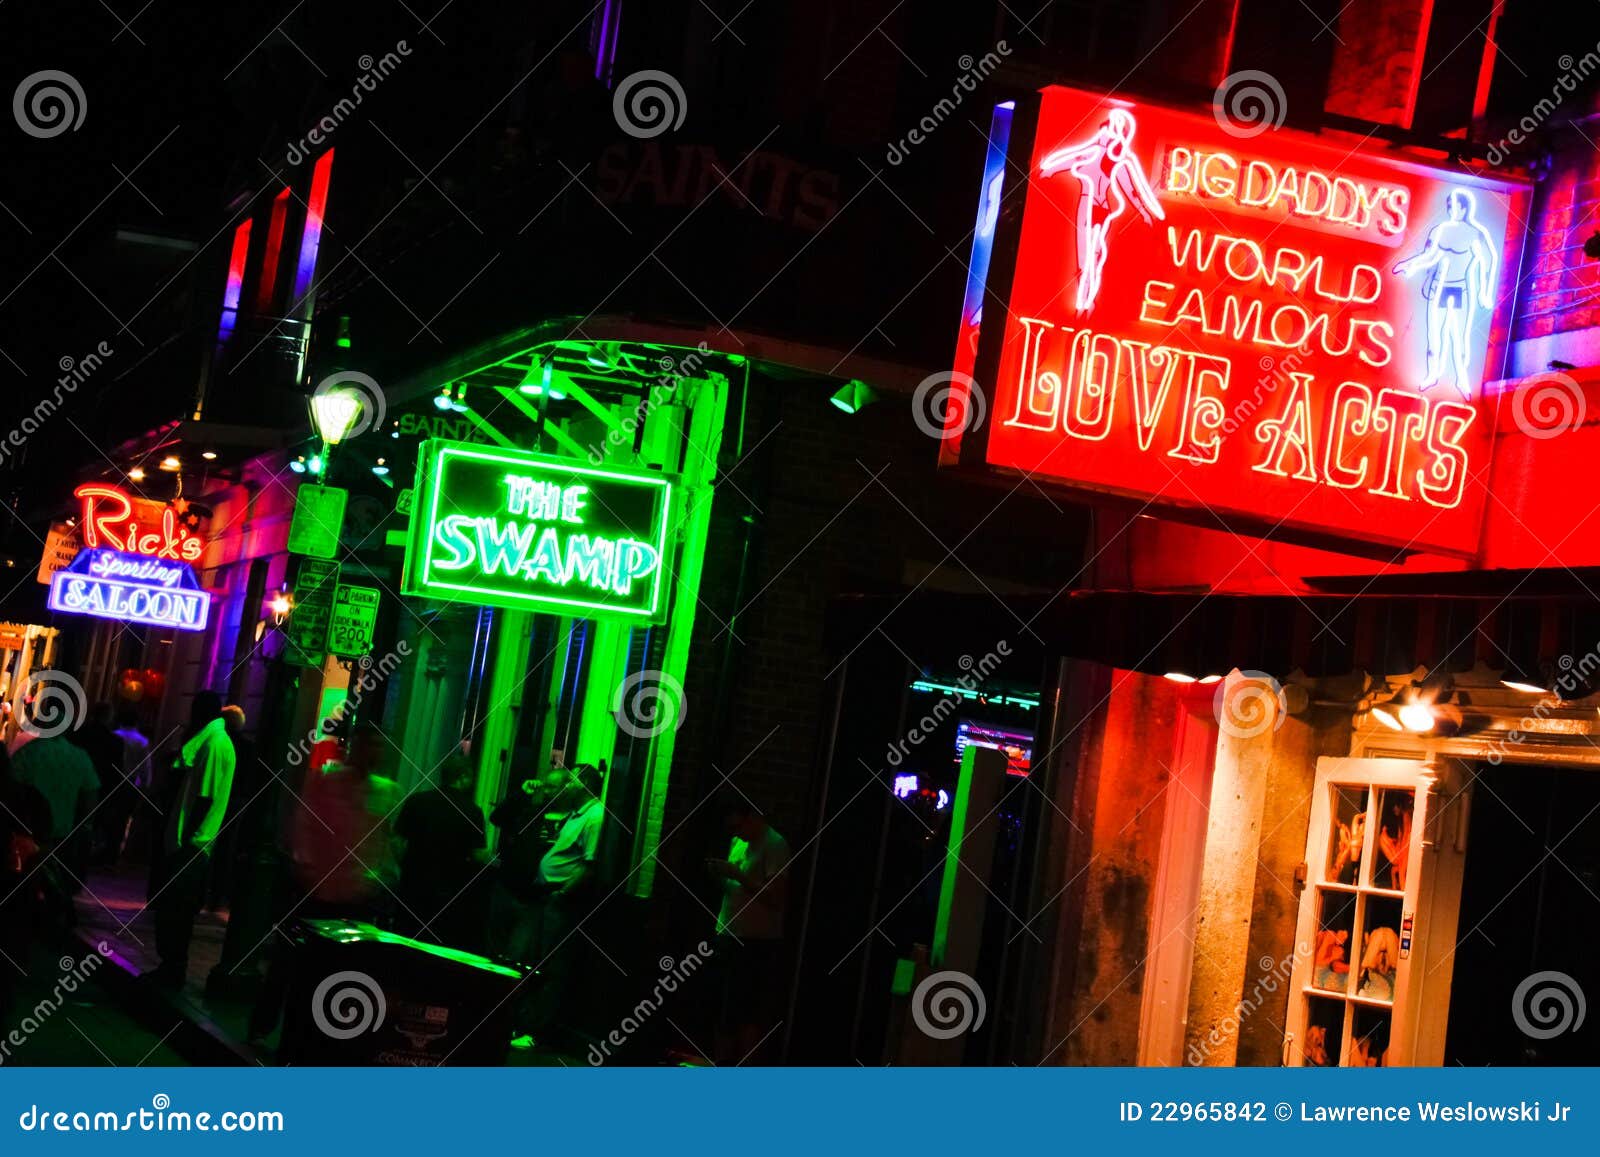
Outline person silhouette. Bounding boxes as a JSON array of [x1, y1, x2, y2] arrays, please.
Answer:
[[1037, 108, 1165, 312], [1392, 188, 1498, 398]]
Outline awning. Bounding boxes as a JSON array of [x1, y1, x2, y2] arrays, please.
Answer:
[[829, 587, 1600, 686]]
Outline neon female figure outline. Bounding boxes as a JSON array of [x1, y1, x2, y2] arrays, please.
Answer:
[[1037, 108, 1165, 312], [1391, 188, 1498, 398]]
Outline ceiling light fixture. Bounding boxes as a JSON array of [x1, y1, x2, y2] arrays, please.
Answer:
[[829, 379, 878, 414]]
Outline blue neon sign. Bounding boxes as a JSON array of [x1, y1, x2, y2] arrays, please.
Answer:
[[48, 548, 211, 632]]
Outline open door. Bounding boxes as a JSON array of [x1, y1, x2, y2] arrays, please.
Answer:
[[1284, 757, 1468, 1067]]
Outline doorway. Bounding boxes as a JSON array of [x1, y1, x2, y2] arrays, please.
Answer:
[[1443, 762, 1600, 1065]]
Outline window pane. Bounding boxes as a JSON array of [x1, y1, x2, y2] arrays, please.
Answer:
[[1372, 788, 1415, 890], [1313, 890, 1358, 993], [1356, 895, 1403, 1003], [1350, 1006, 1392, 1067], [1302, 996, 1346, 1067], [1326, 785, 1368, 885]]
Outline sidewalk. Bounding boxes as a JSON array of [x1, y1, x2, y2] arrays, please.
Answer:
[[69, 869, 262, 1065], [69, 869, 577, 1066]]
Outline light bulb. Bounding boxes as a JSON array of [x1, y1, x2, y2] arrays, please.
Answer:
[[1398, 702, 1435, 732]]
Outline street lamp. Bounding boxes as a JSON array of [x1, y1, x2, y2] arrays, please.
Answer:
[[309, 388, 364, 447]]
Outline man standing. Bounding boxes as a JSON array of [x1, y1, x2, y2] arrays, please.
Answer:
[[70, 702, 123, 866], [396, 754, 485, 946], [10, 731, 99, 885], [523, 763, 605, 1045], [151, 698, 244, 988], [490, 765, 567, 962], [709, 796, 791, 1063], [104, 705, 152, 866]]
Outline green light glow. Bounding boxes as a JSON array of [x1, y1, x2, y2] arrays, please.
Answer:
[[829, 379, 876, 414], [402, 441, 674, 623], [909, 679, 1038, 710], [304, 920, 522, 978], [311, 389, 363, 445], [931, 745, 979, 966]]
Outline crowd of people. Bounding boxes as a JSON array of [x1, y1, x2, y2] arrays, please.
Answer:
[[1, 689, 792, 1062]]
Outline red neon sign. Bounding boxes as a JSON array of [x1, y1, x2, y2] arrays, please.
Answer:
[[962, 87, 1530, 556], [75, 485, 206, 563]]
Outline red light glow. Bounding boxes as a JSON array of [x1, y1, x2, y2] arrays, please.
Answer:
[[965, 87, 1530, 557], [75, 484, 206, 563]]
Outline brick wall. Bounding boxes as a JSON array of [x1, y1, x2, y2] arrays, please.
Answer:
[[653, 370, 1087, 916], [1514, 96, 1600, 345]]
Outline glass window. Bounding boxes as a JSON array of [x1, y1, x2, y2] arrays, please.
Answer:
[[1326, 785, 1368, 885], [1372, 789, 1415, 891]]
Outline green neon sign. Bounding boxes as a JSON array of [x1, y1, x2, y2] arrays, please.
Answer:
[[401, 440, 675, 622]]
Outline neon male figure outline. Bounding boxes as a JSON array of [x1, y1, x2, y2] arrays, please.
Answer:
[[1036, 108, 1165, 312], [1391, 188, 1498, 398]]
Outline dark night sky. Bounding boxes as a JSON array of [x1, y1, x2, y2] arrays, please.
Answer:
[[2, 0, 1596, 568]]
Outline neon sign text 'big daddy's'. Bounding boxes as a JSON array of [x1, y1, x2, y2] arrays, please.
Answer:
[[964, 87, 1528, 556]]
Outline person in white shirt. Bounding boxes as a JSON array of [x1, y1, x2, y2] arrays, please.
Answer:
[[708, 796, 790, 1062], [523, 763, 606, 1045]]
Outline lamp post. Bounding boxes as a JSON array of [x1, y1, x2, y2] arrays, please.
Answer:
[[307, 386, 363, 477]]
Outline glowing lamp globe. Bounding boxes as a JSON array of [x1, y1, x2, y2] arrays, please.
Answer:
[[310, 388, 364, 446]]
